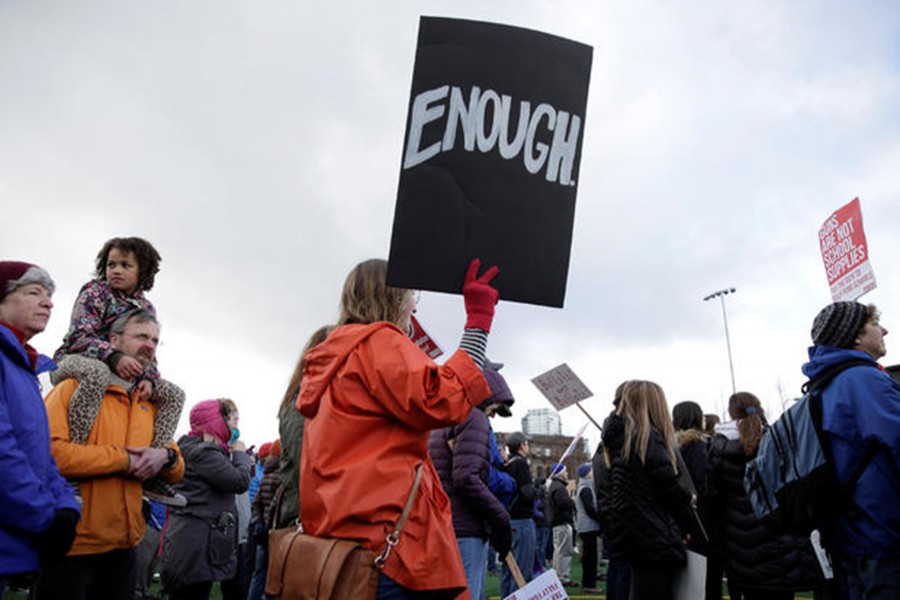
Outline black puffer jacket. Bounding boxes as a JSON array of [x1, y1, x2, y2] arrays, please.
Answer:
[[708, 433, 823, 591], [597, 413, 692, 567]]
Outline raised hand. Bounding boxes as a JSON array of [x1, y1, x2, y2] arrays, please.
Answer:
[[463, 258, 500, 332]]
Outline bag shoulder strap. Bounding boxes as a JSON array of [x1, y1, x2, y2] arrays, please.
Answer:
[[394, 464, 424, 535], [266, 482, 285, 530], [374, 463, 424, 569]]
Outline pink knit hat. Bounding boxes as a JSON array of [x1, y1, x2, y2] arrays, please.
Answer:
[[189, 399, 230, 447]]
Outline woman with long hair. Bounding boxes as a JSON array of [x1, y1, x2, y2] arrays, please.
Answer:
[[246, 326, 332, 600], [598, 380, 692, 600], [708, 392, 824, 600], [297, 258, 499, 599], [274, 325, 330, 529]]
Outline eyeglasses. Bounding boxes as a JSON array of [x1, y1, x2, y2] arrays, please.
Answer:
[[124, 332, 160, 345]]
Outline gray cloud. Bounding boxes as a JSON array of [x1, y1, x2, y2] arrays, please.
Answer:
[[3, 0, 898, 446]]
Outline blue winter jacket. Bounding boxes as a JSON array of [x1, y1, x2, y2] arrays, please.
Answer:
[[0, 325, 81, 575], [488, 432, 516, 507], [802, 345, 900, 557], [248, 465, 264, 502]]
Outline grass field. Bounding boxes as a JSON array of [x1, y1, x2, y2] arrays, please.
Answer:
[[1, 554, 819, 599]]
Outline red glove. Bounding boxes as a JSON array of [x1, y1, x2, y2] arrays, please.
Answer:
[[463, 258, 500, 332]]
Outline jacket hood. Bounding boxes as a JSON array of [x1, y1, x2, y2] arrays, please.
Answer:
[[189, 399, 230, 447], [601, 413, 625, 452], [297, 322, 401, 419], [675, 428, 707, 447], [714, 420, 739, 441], [480, 367, 514, 412], [710, 431, 747, 461], [801, 345, 877, 383]]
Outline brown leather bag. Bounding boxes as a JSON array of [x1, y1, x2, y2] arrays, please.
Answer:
[[264, 530, 379, 599], [265, 465, 424, 600]]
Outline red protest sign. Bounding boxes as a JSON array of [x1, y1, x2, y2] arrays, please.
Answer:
[[819, 197, 877, 302], [410, 315, 444, 359]]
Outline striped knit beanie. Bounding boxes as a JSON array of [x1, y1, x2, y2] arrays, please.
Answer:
[[811, 301, 869, 349]]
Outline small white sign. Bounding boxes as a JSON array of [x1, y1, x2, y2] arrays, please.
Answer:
[[503, 569, 568, 600], [531, 363, 593, 411]]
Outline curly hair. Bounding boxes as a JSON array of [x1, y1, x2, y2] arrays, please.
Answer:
[[95, 237, 162, 292]]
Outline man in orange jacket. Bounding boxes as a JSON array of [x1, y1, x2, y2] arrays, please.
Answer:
[[37, 310, 185, 600]]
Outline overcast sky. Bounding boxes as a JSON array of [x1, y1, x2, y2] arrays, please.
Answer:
[[3, 1, 898, 451]]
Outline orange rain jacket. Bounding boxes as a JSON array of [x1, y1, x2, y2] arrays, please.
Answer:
[[45, 379, 185, 555], [297, 322, 491, 598]]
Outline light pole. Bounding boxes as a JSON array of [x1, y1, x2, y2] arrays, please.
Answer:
[[703, 287, 737, 395]]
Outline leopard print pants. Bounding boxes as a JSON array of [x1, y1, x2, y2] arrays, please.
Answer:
[[51, 354, 185, 447]]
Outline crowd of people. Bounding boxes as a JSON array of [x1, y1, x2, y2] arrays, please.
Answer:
[[1, 237, 898, 600]]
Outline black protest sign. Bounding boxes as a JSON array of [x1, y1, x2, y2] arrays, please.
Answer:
[[387, 16, 593, 308]]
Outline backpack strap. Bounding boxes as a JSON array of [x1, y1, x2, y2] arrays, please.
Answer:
[[803, 357, 880, 494], [801, 357, 874, 394], [846, 443, 880, 490]]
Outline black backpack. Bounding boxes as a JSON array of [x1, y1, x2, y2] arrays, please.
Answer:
[[743, 358, 879, 535]]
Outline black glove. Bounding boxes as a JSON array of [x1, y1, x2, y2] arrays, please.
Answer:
[[489, 519, 512, 562], [38, 508, 79, 566]]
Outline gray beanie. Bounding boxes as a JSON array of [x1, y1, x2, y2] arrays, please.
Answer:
[[506, 431, 528, 452], [811, 301, 869, 348]]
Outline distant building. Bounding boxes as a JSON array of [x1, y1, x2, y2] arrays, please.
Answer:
[[522, 408, 561, 436]]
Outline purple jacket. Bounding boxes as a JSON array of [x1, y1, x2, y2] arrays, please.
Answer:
[[429, 406, 509, 539]]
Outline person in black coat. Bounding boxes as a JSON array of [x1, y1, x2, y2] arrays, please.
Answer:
[[547, 465, 577, 585], [594, 384, 631, 600], [597, 380, 692, 600], [501, 431, 537, 599], [708, 392, 825, 600], [673, 400, 721, 600]]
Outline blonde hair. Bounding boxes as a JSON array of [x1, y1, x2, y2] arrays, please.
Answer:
[[337, 259, 410, 328], [617, 380, 678, 467]]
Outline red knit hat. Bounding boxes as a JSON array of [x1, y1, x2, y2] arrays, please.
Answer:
[[0, 261, 55, 303], [270, 439, 282, 458], [258, 442, 273, 460]]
